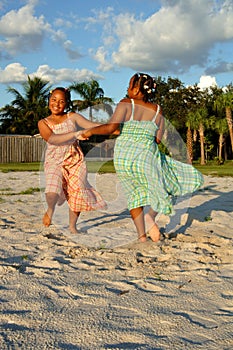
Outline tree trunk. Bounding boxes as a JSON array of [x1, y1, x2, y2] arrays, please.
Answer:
[[226, 106, 233, 154], [193, 129, 197, 142], [89, 106, 93, 122], [218, 133, 224, 160], [199, 123, 205, 165], [223, 137, 228, 160], [186, 126, 193, 164]]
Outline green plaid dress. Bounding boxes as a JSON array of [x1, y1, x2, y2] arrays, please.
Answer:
[[114, 102, 204, 215]]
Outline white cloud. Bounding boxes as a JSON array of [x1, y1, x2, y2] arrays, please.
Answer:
[[0, 0, 81, 59], [107, 0, 233, 74], [0, 0, 232, 84], [0, 63, 27, 83], [54, 18, 73, 29], [91, 47, 114, 72], [0, 0, 48, 55], [205, 61, 233, 75], [32, 65, 104, 84], [198, 75, 217, 90], [0, 63, 104, 85]]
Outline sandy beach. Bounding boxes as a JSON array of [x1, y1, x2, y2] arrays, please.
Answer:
[[0, 171, 232, 349]]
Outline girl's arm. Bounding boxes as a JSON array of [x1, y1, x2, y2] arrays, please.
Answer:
[[71, 112, 102, 129], [77, 100, 126, 139], [155, 108, 165, 144], [79, 122, 120, 140], [38, 119, 78, 145], [72, 112, 120, 136]]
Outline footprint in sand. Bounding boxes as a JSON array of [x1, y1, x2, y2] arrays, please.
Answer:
[[221, 291, 233, 300], [105, 280, 135, 295], [127, 278, 164, 293], [173, 311, 218, 329]]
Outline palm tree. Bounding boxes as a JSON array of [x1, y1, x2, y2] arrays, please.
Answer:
[[182, 85, 206, 163], [210, 116, 229, 161], [69, 80, 113, 121], [186, 111, 197, 163], [0, 76, 51, 135], [214, 88, 233, 156], [198, 107, 210, 165], [189, 107, 208, 165]]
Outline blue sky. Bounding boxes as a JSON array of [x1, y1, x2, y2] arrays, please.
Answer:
[[0, 0, 233, 108]]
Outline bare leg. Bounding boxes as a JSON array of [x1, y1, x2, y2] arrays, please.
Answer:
[[69, 209, 80, 234], [130, 207, 147, 242], [43, 192, 59, 227], [145, 208, 160, 242], [145, 208, 158, 229]]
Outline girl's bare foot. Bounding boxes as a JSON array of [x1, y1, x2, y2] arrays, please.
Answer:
[[145, 213, 160, 242], [148, 223, 160, 242], [138, 233, 147, 243], [69, 226, 79, 234], [43, 212, 52, 227]]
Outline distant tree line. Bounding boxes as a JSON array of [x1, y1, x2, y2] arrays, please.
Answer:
[[0, 75, 232, 164], [153, 76, 233, 164]]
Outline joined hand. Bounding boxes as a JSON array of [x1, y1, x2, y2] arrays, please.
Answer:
[[76, 130, 89, 140]]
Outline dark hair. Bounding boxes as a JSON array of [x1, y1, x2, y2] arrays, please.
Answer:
[[131, 73, 156, 102], [48, 87, 73, 111]]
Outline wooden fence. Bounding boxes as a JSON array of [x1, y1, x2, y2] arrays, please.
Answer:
[[0, 135, 46, 163], [0, 135, 114, 163]]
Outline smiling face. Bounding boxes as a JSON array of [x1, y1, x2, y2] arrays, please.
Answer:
[[49, 89, 67, 115]]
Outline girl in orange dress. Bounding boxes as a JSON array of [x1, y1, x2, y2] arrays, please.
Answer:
[[38, 87, 106, 234]]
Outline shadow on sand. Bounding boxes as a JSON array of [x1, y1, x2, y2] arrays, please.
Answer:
[[167, 185, 233, 238]]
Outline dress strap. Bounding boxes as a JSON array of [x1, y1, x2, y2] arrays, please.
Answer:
[[43, 118, 53, 129], [130, 99, 135, 121], [152, 105, 160, 123]]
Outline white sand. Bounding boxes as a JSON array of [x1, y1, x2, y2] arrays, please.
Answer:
[[0, 171, 232, 349]]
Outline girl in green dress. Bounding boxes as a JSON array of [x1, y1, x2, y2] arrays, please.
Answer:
[[77, 73, 204, 243]]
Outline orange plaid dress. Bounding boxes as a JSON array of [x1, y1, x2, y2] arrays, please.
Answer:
[[44, 115, 106, 212]]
